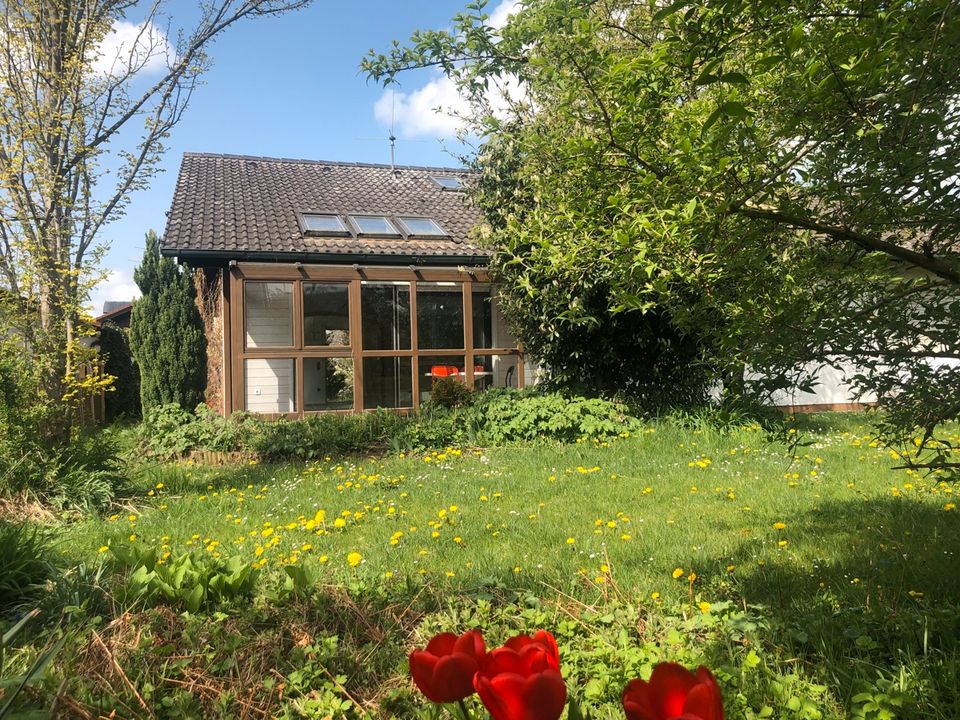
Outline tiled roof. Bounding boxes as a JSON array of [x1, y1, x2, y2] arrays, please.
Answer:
[[161, 153, 487, 263]]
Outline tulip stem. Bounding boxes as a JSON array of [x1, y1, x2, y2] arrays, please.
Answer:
[[457, 699, 472, 720]]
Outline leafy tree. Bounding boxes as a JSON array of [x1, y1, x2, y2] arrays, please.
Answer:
[[99, 322, 140, 421], [365, 0, 960, 469], [0, 0, 309, 407], [129, 231, 206, 411]]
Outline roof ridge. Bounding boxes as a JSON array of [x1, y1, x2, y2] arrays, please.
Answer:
[[181, 151, 474, 175]]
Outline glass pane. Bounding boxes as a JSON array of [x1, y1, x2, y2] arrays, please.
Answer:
[[399, 217, 447, 236], [363, 357, 412, 409], [418, 355, 466, 403], [431, 176, 464, 190], [417, 282, 464, 350], [304, 283, 350, 346], [474, 355, 519, 390], [245, 358, 296, 413], [245, 282, 293, 348], [302, 214, 347, 234], [362, 282, 411, 350], [472, 288, 493, 349], [304, 357, 353, 411], [351, 215, 400, 236]]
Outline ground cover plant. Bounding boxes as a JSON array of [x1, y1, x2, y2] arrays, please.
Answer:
[[0, 413, 954, 718]]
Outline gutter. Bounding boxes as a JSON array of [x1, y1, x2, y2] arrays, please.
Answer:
[[161, 248, 491, 267]]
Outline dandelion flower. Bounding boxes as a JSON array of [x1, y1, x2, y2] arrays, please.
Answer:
[[347, 551, 362, 568], [672, 567, 684, 579]]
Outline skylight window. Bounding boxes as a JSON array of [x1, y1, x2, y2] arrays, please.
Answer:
[[349, 215, 401, 237], [301, 213, 348, 235], [397, 216, 449, 237], [430, 176, 465, 191]]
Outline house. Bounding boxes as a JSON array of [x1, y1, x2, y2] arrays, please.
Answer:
[[94, 300, 133, 329], [161, 152, 533, 417]]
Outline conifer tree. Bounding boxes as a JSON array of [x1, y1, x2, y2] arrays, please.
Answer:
[[129, 231, 207, 411]]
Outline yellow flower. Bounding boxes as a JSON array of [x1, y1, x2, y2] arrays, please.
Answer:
[[650, 591, 660, 600], [778, 540, 788, 547], [600, 564, 610, 573], [127, 514, 137, 522], [945, 503, 956, 511], [566, 537, 575, 545], [688, 572, 697, 583], [773, 522, 787, 530], [672, 567, 684, 579], [261, 528, 274, 537], [698, 601, 711, 614], [347, 551, 362, 568], [98, 545, 109, 553], [155, 483, 164, 489]]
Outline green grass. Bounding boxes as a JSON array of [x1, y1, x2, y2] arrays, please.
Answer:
[[41, 414, 960, 718], [69, 416, 958, 604]]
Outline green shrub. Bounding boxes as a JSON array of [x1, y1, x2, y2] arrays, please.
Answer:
[[247, 410, 408, 461], [140, 404, 409, 460], [0, 522, 57, 615], [0, 342, 124, 509], [0, 343, 56, 495], [475, 389, 641, 444], [111, 544, 260, 613], [45, 430, 126, 511], [99, 322, 141, 421], [398, 406, 473, 452], [425, 377, 475, 409]]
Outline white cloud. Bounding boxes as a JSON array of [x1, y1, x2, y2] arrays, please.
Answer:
[[373, 0, 527, 140], [90, 20, 170, 77], [375, 77, 468, 138], [87, 268, 141, 316], [488, 0, 521, 29]]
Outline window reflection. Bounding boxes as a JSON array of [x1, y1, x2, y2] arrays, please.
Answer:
[[303, 283, 350, 346], [417, 282, 464, 349], [363, 357, 412, 409], [304, 357, 353, 411], [362, 282, 411, 350], [245, 282, 293, 348]]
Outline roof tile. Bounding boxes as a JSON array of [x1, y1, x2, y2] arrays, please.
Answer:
[[162, 153, 487, 262]]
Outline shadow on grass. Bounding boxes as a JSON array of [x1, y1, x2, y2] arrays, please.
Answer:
[[730, 495, 960, 612]]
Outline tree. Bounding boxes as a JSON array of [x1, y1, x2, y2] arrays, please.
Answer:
[[98, 321, 140, 421], [365, 0, 960, 470], [129, 230, 205, 411], [0, 0, 310, 406]]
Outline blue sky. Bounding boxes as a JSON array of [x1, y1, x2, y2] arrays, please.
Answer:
[[90, 0, 516, 313]]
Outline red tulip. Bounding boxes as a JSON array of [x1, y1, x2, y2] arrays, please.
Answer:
[[474, 631, 567, 720], [409, 630, 487, 704], [622, 663, 724, 720]]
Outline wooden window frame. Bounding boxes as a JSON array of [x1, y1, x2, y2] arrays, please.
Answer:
[[229, 263, 522, 417]]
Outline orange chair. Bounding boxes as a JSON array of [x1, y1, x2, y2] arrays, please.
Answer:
[[431, 365, 461, 379]]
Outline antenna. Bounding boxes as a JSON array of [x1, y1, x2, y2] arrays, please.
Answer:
[[389, 89, 397, 175]]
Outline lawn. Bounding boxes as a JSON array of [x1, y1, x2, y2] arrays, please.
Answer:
[[45, 413, 960, 719]]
